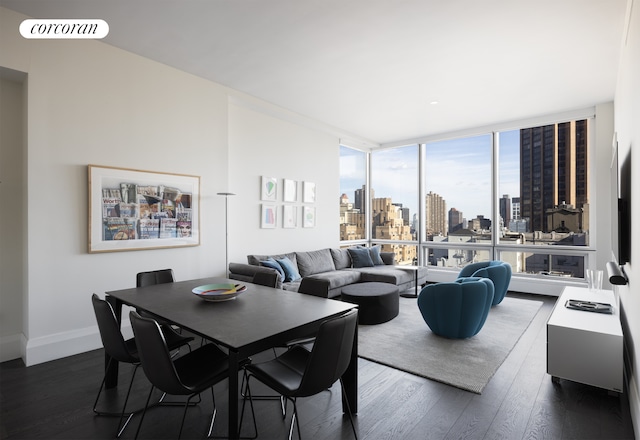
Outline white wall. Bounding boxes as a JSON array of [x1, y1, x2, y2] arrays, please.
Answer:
[[227, 99, 340, 263], [0, 7, 347, 366], [0, 74, 26, 362], [614, 0, 640, 434], [1, 8, 231, 365]]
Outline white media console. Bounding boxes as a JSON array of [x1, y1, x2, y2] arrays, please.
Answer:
[[547, 286, 623, 393]]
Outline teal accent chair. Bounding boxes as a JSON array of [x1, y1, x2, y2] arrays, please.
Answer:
[[417, 278, 494, 339], [457, 261, 512, 305]]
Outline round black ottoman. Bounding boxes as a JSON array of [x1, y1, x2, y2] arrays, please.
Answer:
[[341, 282, 399, 324]]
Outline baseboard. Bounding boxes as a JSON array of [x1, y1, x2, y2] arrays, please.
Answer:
[[23, 325, 100, 366], [0, 333, 25, 363]]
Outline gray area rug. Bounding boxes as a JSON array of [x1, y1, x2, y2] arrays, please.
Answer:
[[358, 295, 543, 394]]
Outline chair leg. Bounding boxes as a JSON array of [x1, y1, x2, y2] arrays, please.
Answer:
[[207, 388, 217, 438], [289, 398, 300, 440], [241, 366, 283, 402], [177, 395, 192, 440], [134, 385, 155, 440], [93, 358, 139, 438], [340, 379, 358, 440], [115, 364, 140, 437], [237, 372, 260, 440]]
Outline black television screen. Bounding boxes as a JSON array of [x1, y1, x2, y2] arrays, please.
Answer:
[[611, 137, 631, 265]]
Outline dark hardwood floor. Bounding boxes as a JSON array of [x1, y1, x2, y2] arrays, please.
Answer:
[[0, 293, 635, 440]]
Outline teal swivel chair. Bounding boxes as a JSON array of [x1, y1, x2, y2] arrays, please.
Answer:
[[457, 261, 512, 305], [417, 278, 494, 339]]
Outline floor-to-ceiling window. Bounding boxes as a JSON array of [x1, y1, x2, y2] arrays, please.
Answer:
[[370, 145, 419, 265], [496, 120, 590, 278], [339, 117, 593, 281], [339, 145, 368, 245], [423, 134, 493, 269]]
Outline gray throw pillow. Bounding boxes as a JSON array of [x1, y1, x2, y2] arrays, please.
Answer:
[[348, 247, 374, 268]]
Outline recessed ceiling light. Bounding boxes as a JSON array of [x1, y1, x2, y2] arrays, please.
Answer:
[[430, 101, 439, 105]]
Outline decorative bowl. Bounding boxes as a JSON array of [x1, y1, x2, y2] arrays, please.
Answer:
[[192, 283, 247, 302]]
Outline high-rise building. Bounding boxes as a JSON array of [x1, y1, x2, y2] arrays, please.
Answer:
[[448, 207, 464, 233], [354, 185, 374, 211], [499, 194, 511, 230], [425, 191, 447, 238], [511, 196, 521, 222], [519, 120, 588, 233]]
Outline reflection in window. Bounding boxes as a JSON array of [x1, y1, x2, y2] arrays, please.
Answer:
[[500, 251, 585, 278]]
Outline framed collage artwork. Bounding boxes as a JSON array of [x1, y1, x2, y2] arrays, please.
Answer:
[[88, 165, 200, 253]]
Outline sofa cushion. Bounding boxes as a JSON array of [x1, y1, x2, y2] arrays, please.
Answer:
[[348, 247, 374, 268], [330, 248, 352, 270], [276, 256, 301, 282], [260, 258, 285, 282], [296, 248, 336, 277], [305, 270, 362, 290], [355, 266, 414, 285]]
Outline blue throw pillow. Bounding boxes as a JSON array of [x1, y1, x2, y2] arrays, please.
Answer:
[[260, 258, 285, 282], [276, 257, 301, 282], [369, 245, 385, 265], [348, 247, 374, 268]]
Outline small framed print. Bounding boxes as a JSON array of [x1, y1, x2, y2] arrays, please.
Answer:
[[283, 179, 297, 202], [261, 204, 277, 228], [261, 176, 277, 201], [282, 205, 297, 228], [303, 206, 316, 228], [303, 181, 316, 203]]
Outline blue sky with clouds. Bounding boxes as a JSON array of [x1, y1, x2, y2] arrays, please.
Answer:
[[340, 130, 520, 222]]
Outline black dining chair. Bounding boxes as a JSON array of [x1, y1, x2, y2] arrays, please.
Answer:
[[91, 294, 192, 438], [252, 271, 279, 288], [129, 311, 257, 440], [240, 309, 359, 440], [136, 269, 194, 339], [136, 269, 176, 326], [136, 268, 175, 287], [251, 272, 315, 354]]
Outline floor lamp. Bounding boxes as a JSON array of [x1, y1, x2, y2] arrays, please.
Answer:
[[217, 192, 235, 277]]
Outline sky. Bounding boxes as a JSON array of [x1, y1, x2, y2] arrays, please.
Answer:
[[340, 130, 521, 222]]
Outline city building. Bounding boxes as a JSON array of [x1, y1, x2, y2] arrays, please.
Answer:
[[520, 121, 589, 235]]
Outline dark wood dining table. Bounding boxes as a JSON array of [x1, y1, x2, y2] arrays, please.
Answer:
[[105, 277, 358, 439]]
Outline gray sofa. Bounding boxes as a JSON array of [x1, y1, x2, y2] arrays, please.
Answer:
[[228, 247, 428, 298]]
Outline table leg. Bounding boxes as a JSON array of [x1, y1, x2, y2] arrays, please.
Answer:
[[400, 269, 419, 298], [105, 295, 121, 389], [342, 324, 358, 414], [228, 351, 240, 439]]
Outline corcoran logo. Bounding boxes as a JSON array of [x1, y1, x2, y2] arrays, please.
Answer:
[[20, 19, 109, 39]]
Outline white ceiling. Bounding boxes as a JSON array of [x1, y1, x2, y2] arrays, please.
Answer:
[[2, 0, 629, 145]]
